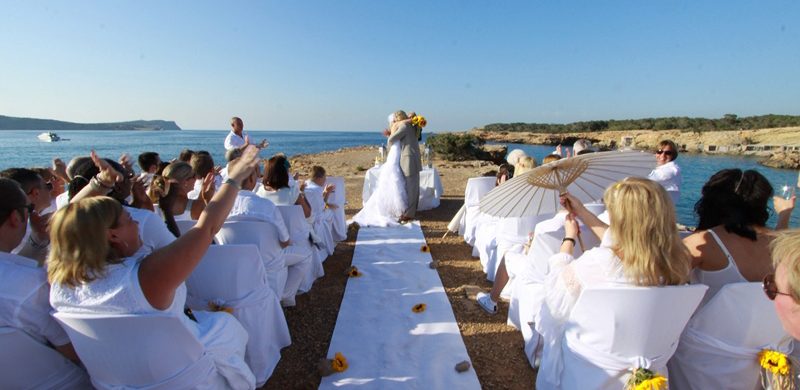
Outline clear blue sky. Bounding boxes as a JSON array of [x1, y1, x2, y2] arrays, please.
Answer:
[[1, 1, 798, 131]]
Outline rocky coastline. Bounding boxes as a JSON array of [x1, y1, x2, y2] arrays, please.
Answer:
[[467, 126, 800, 169]]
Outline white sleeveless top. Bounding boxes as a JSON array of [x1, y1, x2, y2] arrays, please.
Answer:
[[691, 229, 747, 307], [50, 256, 199, 338]]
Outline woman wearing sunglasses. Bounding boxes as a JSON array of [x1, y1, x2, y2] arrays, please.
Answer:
[[684, 169, 795, 307], [648, 139, 682, 204], [767, 229, 800, 340]]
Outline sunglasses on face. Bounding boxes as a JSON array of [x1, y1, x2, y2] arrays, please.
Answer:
[[655, 150, 675, 156], [763, 273, 793, 300]]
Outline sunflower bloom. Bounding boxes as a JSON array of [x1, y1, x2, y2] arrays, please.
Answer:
[[420, 245, 430, 252], [412, 303, 427, 313], [331, 352, 348, 372]]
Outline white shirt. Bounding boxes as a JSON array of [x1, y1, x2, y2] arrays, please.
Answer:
[[0, 252, 70, 347], [187, 175, 222, 201], [648, 161, 681, 193], [224, 131, 247, 151], [228, 190, 290, 242], [255, 184, 300, 206], [126, 206, 176, 257]]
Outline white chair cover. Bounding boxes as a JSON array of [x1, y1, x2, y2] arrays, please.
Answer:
[[325, 176, 347, 242], [53, 312, 240, 390], [460, 177, 496, 246], [668, 282, 792, 390], [276, 205, 325, 292], [482, 214, 551, 282], [0, 327, 90, 389], [185, 245, 291, 387], [216, 221, 288, 299], [537, 285, 707, 390]]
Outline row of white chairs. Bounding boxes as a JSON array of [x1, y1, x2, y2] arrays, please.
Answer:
[[457, 176, 792, 389], [7, 177, 349, 389]]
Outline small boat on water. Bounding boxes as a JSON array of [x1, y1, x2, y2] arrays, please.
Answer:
[[37, 132, 61, 142]]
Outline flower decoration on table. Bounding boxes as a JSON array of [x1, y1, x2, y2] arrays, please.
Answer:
[[420, 244, 430, 252], [411, 115, 427, 128], [625, 367, 667, 390], [331, 352, 349, 373], [207, 301, 234, 315], [758, 349, 794, 389], [345, 266, 362, 278], [412, 303, 427, 313]]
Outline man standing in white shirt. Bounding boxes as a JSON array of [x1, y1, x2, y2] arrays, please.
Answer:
[[648, 139, 682, 205], [225, 116, 268, 151]]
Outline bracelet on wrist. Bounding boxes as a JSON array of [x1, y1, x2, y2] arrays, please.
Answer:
[[562, 237, 576, 245], [29, 234, 50, 250], [223, 178, 241, 190]]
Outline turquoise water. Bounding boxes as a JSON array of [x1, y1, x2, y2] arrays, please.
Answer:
[[503, 143, 800, 228], [1, 130, 797, 228]]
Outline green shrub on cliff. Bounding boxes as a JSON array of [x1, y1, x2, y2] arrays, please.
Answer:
[[426, 133, 485, 161]]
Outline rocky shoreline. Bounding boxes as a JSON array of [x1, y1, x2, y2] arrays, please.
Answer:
[[467, 126, 800, 169]]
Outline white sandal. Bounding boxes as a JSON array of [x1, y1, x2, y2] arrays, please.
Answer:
[[476, 292, 497, 315]]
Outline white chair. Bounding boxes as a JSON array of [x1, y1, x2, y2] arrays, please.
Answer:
[[325, 176, 347, 242], [460, 176, 496, 246], [53, 312, 240, 389], [668, 282, 792, 390], [537, 285, 707, 389], [482, 214, 551, 282], [0, 327, 90, 389], [276, 205, 323, 293], [185, 244, 291, 387], [509, 215, 600, 360], [216, 221, 288, 299]]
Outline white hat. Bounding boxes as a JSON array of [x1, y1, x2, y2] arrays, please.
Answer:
[[387, 113, 395, 125]]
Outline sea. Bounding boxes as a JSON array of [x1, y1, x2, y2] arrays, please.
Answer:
[[2, 130, 799, 228]]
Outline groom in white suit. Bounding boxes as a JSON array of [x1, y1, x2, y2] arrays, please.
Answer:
[[386, 111, 422, 222]]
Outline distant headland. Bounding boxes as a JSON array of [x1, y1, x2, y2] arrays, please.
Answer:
[[0, 115, 181, 131]]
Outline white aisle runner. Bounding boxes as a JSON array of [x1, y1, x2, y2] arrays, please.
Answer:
[[320, 222, 481, 389]]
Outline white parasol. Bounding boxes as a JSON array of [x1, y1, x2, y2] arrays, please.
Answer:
[[479, 150, 655, 218]]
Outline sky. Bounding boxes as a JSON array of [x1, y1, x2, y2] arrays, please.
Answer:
[[1, 1, 798, 132]]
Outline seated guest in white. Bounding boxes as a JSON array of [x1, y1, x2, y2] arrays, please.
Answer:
[[769, 229, 800, 340], [149, 162, 217, 236], [648, 140, 681, 204], [68, 155, 173, 257], [32, 167, 64, 215], [684, 169, 795, 307], [48, 147, 263, 389], [1, 168, 53, 263], [228, 164, 313, 307], [535, 178, 691, 388], [188, 151, 222, 200], [304, 166, 336, 254], [0, 179, 85, 377], [257, 155, 312, 218], [506, 149, 528, 167], [136, 152, 161, 189]]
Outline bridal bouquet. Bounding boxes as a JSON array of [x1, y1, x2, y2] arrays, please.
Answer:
[[412, 115, 427, 128]]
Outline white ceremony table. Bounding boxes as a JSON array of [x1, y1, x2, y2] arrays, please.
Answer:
[[362, 166, 444, 211]]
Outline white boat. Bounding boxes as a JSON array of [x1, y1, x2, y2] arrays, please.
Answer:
[[37, 132, 61, 142]]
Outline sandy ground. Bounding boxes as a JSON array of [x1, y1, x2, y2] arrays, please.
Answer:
[[263, 146, 535, 389]]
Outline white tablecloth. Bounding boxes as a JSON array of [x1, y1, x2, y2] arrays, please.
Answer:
[[362, 166, 444, 211]]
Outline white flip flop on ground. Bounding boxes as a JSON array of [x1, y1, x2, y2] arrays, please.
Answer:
[[319, 221, 480, 389]]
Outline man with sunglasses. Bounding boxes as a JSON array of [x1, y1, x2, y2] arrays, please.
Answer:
[[648, 139, 682, 205], [0, 168, 53, 262], [0, 178, 87, 385]]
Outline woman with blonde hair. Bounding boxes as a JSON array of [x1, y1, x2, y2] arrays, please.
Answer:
[[149, 161, 215, 236], [536, 177, 691, 388], [514, 156, 537, 175], [48, 146, 262, 388], [768, 229, 800, 340]]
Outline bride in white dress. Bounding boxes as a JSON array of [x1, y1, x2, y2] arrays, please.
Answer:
[[352, 114, 408, 227]]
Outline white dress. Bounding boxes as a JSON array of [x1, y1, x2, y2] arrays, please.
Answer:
[[50, 257, 255, 389], [352, 142, 408, 227]]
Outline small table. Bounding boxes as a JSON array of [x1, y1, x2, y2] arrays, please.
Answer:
[[362, 166, 444, 210]]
